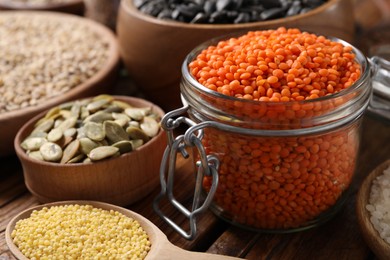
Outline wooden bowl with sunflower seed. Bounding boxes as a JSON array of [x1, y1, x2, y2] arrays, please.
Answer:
[[14, 95, 167, 206]]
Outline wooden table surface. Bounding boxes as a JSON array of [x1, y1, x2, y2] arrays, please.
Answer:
[[1, 0, 390, 259]]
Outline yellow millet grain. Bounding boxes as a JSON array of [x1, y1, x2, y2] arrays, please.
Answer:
[[11, 204, 151, 259]]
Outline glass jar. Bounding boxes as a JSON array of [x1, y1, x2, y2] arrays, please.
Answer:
[[153, 35, 390, 239]]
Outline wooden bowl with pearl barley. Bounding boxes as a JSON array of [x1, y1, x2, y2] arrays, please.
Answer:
[[0, 11, 120, 157], [0, 0, 84, 15], [117, 0, 355, 111], [14, 96, 167, 206], [356, 159, 390, 260]]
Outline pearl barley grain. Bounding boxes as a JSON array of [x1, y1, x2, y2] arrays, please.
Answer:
[[11, 205, 151, 259], [0, 14, 109, 114]]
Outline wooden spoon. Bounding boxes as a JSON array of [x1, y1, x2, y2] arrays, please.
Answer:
[[6, 201, 241, 260], [356, 159, 390, 260]]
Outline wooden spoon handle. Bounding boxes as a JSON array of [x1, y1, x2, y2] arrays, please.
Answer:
[[146, 239, 243, 260]]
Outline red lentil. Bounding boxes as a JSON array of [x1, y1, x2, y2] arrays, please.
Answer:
[[188, 28, 363, 230]]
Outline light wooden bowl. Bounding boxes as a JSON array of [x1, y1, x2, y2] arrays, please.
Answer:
[[0, 0, 84, 15], [116, 0, 355, 111], [6, 201, 240, 259], [14, 96, 167, 206], [356, 159, 390, 260], [0, 11, 120, 157]]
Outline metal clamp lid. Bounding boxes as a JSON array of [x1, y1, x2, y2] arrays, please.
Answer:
[[368, 56, 390, 121], [153, 105, 220, 240]]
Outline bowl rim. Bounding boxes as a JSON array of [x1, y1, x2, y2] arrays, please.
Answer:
[[0, 0, 83, 9], [5, 200, 163, 260], [14, 95, 166, 168], [0, 10, 120, 121], [356, 159, 390, 259], [121, 0, 340, 30]]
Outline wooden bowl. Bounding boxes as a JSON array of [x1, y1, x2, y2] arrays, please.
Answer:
[[0, 11, 120, 157], [6, 201, 239, 259], [116, 0, 355, 111], [14, 96, 167, 207], [0, 0, 84, 15], [356, 159, 390, 260]]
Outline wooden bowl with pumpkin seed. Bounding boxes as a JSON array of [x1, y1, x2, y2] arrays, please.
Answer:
[[0, 11, 120, 157], [14, 95, 167, 206]]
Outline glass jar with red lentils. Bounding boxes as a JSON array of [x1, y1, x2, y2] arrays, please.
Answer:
[[154, 28, 390, 238]]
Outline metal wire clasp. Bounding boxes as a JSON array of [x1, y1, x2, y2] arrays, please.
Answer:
[[153, 105, 219, 240]]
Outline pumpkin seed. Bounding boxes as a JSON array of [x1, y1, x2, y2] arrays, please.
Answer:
[[126, 126, 149, 143], [79, 137, 100, 155], [83, 158, 92, 163], [61, 139, 80, 164], [76, 127, 87, 139], [103, 105, 123, 113], [125, 107, 150, 121], [59, 101, 75, 110], [112, 140, 133, 153], [63, 128, 77, 137], [67, 153, 85, 164], [84, 111, 113, 123], [28, 150, 44, 161], [56, 116, 78, 131], [54, 119, 64, 128], [32, 118, 54, 134], [112, 112, 130, 121], [59, 109, 72, 119], [97, 139, 109, 146], [21, 95, 161, 164], [92, 94, 114, 102], [130, 139, 144, 150], [86, 99, 110, 113], [57, 135, 74, 149], [140, 116, 160, 137], [21, 137, 47, 151], [104, 121, 129, 144], [28, 131, 48, 138], [40, 142, 63, 162], [114, 118, 128, 128], [47, 128, 63, 142], [112, 100, 132, 109], [43, 107, 61, 120], [129, 121, 140, 128], [84, 122, 105, 141], [88, 146, 119, 161], [80, 106, 90, 119], [70, 102, 81, 117]]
